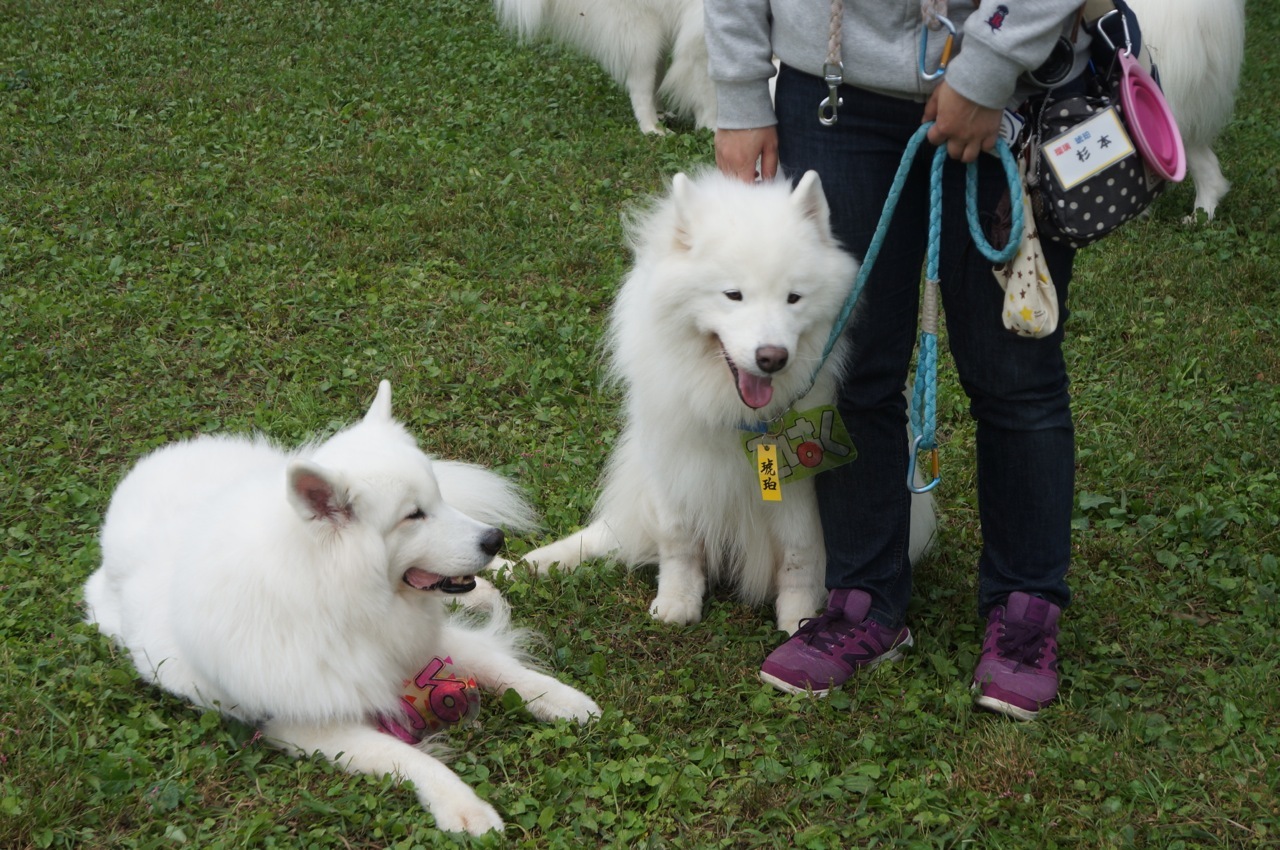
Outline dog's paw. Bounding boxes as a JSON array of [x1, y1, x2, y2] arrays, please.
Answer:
[[636, 111, 670, 135], [485, 555, 514, 576], [518, 545, 574, 576], [516, 549, 549, 574], [774, 595, 824, 636], [526, 685, 601, 725], [429, 795, 504, 836], [648, 593, 703, 626], [450, 577, 511, 620]]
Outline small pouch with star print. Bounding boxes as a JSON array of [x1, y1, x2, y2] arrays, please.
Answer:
[[993, 157, 1059, 339]]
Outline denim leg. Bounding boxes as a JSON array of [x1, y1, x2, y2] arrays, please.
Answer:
[[935, 155, 1075, 616], [774, 66, 1075, 626], [774, 68, 933, 629]]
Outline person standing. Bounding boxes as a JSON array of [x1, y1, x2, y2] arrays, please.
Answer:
[[706, 0, 1091, 720]]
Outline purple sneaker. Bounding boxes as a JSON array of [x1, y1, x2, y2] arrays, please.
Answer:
[[759, 589, 912, 696], [972, 592, 1061, 721]]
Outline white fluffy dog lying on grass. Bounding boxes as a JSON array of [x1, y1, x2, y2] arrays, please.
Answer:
[[84, 381, 598, 836]]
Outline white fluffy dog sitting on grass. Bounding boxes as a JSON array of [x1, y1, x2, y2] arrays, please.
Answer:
[[522, 171, 936, 633]]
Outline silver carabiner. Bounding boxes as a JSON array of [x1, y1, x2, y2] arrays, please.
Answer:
[[819, 62, 844, 126], [1093, 8, 1133, 57], [918, 14, 958, 81]]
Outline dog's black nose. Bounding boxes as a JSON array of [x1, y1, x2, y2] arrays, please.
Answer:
[[478, 527, 505, 557], [756, 346, 789, 374]]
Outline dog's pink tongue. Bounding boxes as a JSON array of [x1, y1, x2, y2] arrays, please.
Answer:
[[404, 568, 444, 590], [738, 371, 774, 409]]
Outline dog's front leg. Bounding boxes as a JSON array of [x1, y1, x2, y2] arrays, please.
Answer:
[[622, 36, 666, 134], [520, 520, 620, 575], [472, 660, 601, 724], [263, 720, 503, 836], [773, 489, 826, 634], [441, 626, 601, 724], [649, 529, 706, 626], [774, 547, 826, 635]]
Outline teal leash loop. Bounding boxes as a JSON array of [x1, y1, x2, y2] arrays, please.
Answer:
[[807, 121, 1023, 491], [820, 123, 1022, 362], [906, 131, 1022, 493]]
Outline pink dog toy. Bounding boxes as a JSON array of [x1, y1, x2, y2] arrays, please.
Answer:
[[375, 656, 481, 744]]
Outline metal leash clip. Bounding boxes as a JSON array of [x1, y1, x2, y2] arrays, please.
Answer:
[[819, 62, 844, 126], [907, 434, 941, 494]]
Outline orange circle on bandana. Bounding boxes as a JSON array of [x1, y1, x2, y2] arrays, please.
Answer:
[[796, 441, 824, 468]]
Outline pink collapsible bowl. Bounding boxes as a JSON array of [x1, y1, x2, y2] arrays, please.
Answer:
[[1118, 52, 1186, 181]]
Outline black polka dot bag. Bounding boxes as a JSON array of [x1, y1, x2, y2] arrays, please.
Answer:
[[1023, 76, 1166, 249], [1021, 0, 1185, 248]]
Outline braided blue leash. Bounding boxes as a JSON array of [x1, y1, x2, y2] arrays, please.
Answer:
[[816, 121, 1023, 493]]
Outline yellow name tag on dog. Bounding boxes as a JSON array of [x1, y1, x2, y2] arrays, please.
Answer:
[[756, 444, 782, 502], [743, 405, 857, 500]]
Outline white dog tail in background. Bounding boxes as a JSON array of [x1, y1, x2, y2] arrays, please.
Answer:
[[492, 0, 546, 41], [434, 460, 539, 534], [361, 380, 539, 534]]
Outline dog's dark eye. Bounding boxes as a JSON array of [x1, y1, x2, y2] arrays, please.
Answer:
[[405, 508, 426, 521], [724, 290, 743, 301], [787, 293, 802, 304]]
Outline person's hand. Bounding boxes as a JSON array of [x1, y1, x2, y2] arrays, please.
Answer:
[[923, 81, 1003, 163], [715, 127, 779, 182]]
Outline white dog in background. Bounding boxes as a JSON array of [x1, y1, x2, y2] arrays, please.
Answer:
[[522, 171, 936, 634], [1129, 0, 1246, 221], [494, 0, 714, 134], [83, 381, 598, 836]]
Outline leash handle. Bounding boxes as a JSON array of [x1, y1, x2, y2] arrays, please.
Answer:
[[790, 122, 1026, 492], [820, 122, 1023, 363], [808, 122, 1024, 491]]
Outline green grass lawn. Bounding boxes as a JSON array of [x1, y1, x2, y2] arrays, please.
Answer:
[[3, 0, 1278, 847]]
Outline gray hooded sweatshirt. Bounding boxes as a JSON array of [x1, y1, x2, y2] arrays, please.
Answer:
[[706, 0, 1093, 130]]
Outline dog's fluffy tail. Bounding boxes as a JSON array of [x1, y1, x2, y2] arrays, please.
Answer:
[[493, 0, 547, 41], [433, 460, 539, 534]]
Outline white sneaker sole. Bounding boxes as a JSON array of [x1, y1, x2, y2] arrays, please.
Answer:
[[973, 690, 1040, 722], [759, 634, 913, 697]]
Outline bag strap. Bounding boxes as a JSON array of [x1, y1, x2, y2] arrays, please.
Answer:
[[1081, 0, 1115, 24]]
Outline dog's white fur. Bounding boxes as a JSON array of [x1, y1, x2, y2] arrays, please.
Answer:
[[1130, 0, 1246, 221], [494, 0, 714, 134], [522, 171, 936, 633], [83, 382, 599, 836]]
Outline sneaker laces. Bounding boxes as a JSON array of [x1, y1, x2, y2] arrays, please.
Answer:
[[994, 619, 1050, 666], [793, 608, 854, 653]]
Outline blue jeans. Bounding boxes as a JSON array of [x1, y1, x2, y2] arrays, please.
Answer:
[[774, 66, 1074, 627]]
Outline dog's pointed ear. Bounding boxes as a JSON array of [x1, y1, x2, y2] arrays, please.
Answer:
[[287, 461, 353, 526], [792, 170, 835, 244], [670, 172, 695, 252], [364, 380, 393, 424]]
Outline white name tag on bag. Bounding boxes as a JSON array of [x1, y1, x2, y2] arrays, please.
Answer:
[[1040, 107, 1137, 190]]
